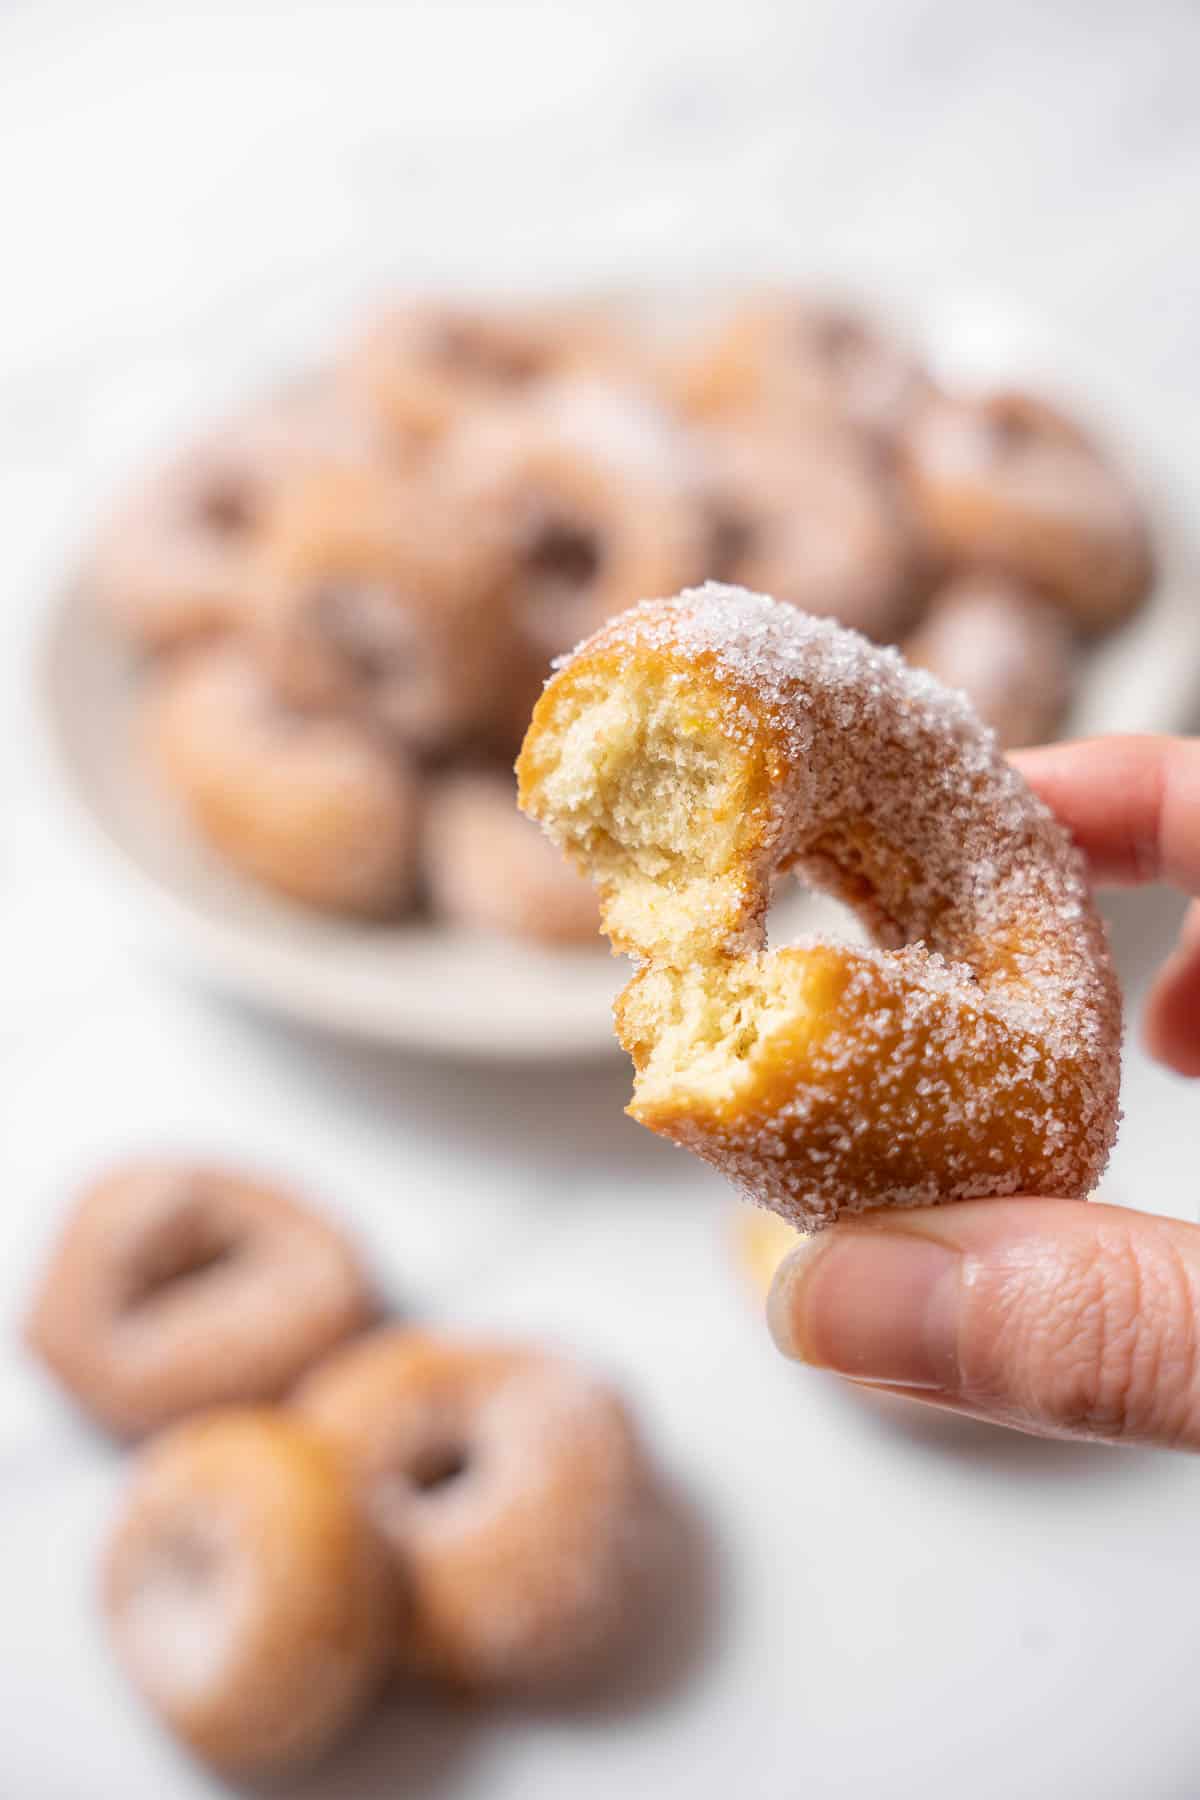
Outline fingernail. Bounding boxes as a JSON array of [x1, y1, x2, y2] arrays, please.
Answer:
[[767, 1227, 963, 1390]]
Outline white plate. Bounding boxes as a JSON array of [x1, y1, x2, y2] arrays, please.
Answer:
[[39, 294, 1200, 1058]]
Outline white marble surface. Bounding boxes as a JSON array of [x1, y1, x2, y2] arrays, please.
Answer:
[[3, 5, 1200, 1797]]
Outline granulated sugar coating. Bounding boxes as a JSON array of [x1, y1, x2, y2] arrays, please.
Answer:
[[518, 583, 1122, 1226]]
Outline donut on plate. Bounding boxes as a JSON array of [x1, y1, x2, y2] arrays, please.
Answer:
[[103, 1410, 388, 1770], [422, 769, 601, 945], [256, 463, 534, 755], [517, 584, 1122, 1228], [26, 1161, 374, 1437], [295, 1328, 658, 1690], [904, 572, 1076, 749], [900, 388, 1153, 629], [146, 643, 421, 916]]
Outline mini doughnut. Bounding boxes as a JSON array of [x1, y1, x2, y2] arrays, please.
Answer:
[[905, 573, 1076, 749], [900, 388, 1153, 629], [342, 298, 624, 447], [446, 410, 704, 663], [147, 644, 421, 916], [733, 1205, 805, 1299], [517, 584, 1121, 1228], [88, 383, 383, 654], [698, 424, 915, 640], [423, 769, 601, 945], [103, 1410, 388, 1770], [25, 1161, 374, 1437], [257, 463, 532, 754], [672, 292, 929, 445], [294, 1329, 657, 1690]]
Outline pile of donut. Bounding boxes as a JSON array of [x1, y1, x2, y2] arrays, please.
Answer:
[[88, 289, 1155, 943], [25, 1162, 662, 1774]]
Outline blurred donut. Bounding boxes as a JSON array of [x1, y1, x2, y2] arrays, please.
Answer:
[[87, 382, 383, 653], [671, 292, 929, 445], [423, 769, 601, 945], [905, 573, 1076, 748], [103, 1410, 388, 1770], [25, 1161, 374, 1438], [295, 1329, 659, 1690], [697, 424, 916, 640], [146, 644, 421, 915], [342, 298, 625, 446], [732, 1205, 805, 1299], [446, 410, 705, 662], [900, 389, 1153, 629], [257, 464, 534, 754]]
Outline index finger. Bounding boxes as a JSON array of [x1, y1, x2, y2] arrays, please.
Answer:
[[1011, 734, 1200, 894]]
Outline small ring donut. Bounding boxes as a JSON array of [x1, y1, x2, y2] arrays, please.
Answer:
[[257, 464, 535, 755], [26, 1162, 374, 1436], [146, 643, 421, 916], [904, 573, 1076, 749], [900, 389, 1153, 629], [446, 410, 705, 662], [294, 1328, 657, 1690], [342, 299, 622, 447], [87, 383, 383, 654], [697, 425, 915, 641], [422, 770, 601, 945], [103, 1410, 388, 1770], [671, 293, 929, 446], [517, 584, 1122, 1227]]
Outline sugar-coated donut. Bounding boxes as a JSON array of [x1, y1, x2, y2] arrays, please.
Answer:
[[294, 1329, 658, 1690], [732, 1205, 805, 1298], [423, 769, 601, 945], [88, 383, 383, 653], [900, 389, 1153, 629], [103, 1410, 388, 1770], [26, 1162, 374, 1437], [698, 425, 915, 640], [517, 584, 1121, 1228], [342, 299, 622, 447], [905, 573, 1076, 749], [672, 293, 929, 445], [446, 409, 704, 663], [147, 644, 421, 916], [257, 463, 532, 754]]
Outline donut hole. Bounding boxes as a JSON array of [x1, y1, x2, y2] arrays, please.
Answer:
[[705, 506, 759, 582], [408, 1441, 471, 1494], [521, 663, 770, 963], [192, 475, 259, 539], [119, 1198, 243, 1317], [427, 317, 545, 389], [307, 581, 424, 690]]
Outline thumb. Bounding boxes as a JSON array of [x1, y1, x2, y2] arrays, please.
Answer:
[[768, 1199, 1200, 1449]]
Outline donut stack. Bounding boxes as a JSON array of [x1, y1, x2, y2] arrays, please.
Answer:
[[87, 290, 1155, 943], [26, 1162, 663, 1773]]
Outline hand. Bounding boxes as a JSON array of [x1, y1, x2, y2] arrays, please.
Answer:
[[768, 734, 1200, 1449]]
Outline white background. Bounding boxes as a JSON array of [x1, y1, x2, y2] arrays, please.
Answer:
[[3, 4, 1200, 1796]]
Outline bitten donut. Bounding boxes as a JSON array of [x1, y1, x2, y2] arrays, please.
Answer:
[[900, 388, 1153, 629], [103, 1411, 388, 1770], [423, 769, 601, 945], [295, 1329, 657, 1690], [147, 643, 421, 916], [905, 573, 1076, 749], [26, 1162, 374, 1437], [87, 383, 382, 653], [698, 425, 915, 640], [672, 292, 929, 445], [517, 584, 1122, 1228], [342, 299, 622, 446], [257, 464, 531, 754]]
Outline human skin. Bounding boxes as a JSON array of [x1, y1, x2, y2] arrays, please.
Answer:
[[768, 735, 1200, 1449]]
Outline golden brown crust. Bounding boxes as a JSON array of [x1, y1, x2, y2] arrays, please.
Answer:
[[518, 585, 1122, 1227], [26, 1162, 374, 1436], [294, 1329, 655, 1690], [102, 1410, 388, 1770]]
